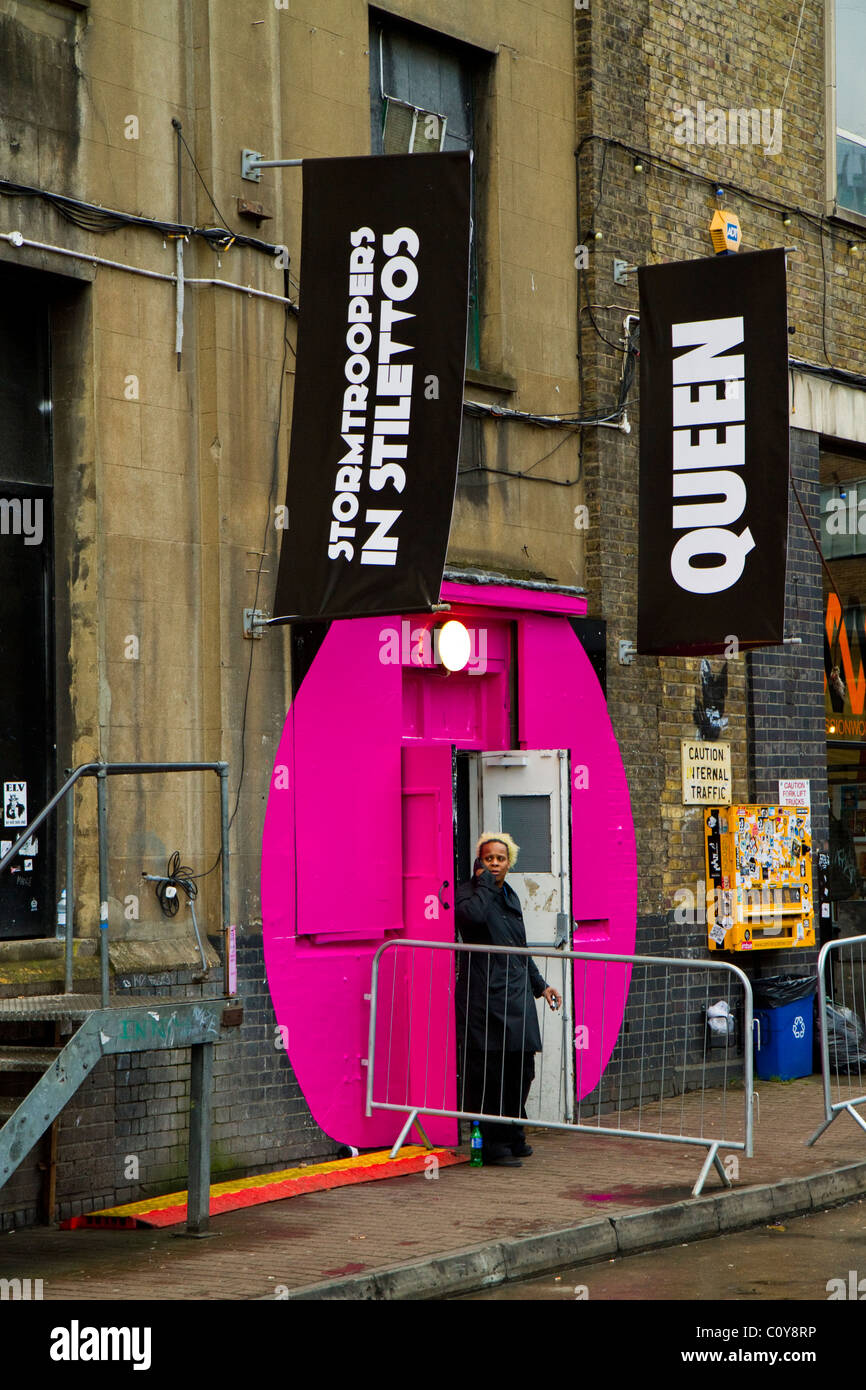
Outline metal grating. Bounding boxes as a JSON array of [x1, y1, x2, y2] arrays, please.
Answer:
[[0, 994, 101, 1020], [0, 993, 228, 1021], [0, 1047, 60, 1071]]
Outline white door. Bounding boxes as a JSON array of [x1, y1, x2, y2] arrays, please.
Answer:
[[474, 750, 573, 1123]]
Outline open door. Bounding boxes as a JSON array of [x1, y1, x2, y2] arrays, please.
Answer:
[[472, 749, 574, 1123]]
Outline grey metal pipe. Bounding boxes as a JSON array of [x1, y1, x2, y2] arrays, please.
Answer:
[[0, 760, 231, 876], [219, 764, 231, 997], [0, 763, 101, 873], [64, 795, 74, 995], [96, 767, 109, 1008]]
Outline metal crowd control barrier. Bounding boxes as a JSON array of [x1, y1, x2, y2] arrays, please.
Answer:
[[365, 939, 754, 1197], [808, 933, 866, 1145]]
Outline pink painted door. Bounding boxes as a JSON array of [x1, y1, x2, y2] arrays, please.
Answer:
[[396, 744, 458, 1143]]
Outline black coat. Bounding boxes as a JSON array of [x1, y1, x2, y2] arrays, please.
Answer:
[[455, 869, 547, 1052]]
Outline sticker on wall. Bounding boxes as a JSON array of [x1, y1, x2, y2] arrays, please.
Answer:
[[3, 782, 27, 828]]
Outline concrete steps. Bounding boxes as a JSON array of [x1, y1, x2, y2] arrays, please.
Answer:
[[0, 938, 97, 962]]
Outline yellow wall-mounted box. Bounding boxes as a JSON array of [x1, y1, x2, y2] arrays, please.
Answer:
[[704, 804, 815, 952]]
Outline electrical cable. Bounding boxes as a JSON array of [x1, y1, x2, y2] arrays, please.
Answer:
[[463, 400, 626, 427], [574, 133, 864, 375], [791, 478, 843, 615], [778, 0, 809, 115], [0, 177, 281, 256], [151, 850, 198, 918], [522, 429, 576, 474], [579, 270, 627, 353], [588, 138, 610, 235], [175, 126, 232, 234], [575, 135, 860, 252]]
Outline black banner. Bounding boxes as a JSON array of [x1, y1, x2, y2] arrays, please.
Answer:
[[637, 248, 789, 655], [272, 152, 472, 623]]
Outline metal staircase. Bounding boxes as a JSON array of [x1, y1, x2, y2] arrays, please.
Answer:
[[0, 762, 238, 1233]]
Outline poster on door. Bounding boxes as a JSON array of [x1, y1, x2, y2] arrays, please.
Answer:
[[3, 781, 27, 828]]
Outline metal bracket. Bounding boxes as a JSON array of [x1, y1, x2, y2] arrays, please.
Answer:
[[243, 608, 270, 639], [618, 639, 636, 665], [613, 258, 638, 286], [241, 149, 262, 183]]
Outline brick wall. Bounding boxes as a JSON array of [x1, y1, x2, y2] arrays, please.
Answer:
[[746, 427, 826, 978], [574, 3, 846, 1102]]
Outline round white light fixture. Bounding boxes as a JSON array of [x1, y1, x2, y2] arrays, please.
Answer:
[[436, 620, 471, 672]]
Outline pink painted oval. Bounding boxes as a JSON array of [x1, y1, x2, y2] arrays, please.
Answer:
[[261, 592, 637, 1146]]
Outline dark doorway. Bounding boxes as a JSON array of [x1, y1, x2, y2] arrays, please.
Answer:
[[0, 268, 55, 938]]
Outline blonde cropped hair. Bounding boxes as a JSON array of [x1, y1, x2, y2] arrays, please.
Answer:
[[476, 830, 519, 869]]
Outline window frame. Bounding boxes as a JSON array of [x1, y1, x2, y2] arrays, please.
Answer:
[[826, 0, 866, 228], [368, 9, 489, 370]]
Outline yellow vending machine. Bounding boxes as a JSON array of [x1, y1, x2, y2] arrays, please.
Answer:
[[704, 804, 815, 952]]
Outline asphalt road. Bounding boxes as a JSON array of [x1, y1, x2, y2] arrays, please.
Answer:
[[460, 1197, 866, 1300]]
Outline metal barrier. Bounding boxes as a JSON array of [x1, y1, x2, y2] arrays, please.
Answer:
[[365, 939, 754, 1196], [807, 933, 866, 1145], [0, 761, 232, 1004]]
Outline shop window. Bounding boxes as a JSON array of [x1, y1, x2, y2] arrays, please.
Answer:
[[820, 478, 866, 559], [832, 0, 866, 217], [369, 11, 483, 367]]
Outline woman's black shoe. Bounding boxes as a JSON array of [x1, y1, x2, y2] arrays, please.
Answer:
[[484, 1145, 523, 1167]]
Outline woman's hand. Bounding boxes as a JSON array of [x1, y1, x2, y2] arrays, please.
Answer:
[[542, 986, 562, 1010]]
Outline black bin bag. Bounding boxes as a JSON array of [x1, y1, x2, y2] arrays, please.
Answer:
[[824, 1002, 866, 1074], [753, 975, 816, 1010]]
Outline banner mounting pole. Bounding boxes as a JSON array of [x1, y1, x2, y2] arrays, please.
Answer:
[[241, 150, 303, 182]]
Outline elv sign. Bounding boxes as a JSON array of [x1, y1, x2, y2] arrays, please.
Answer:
[[637, 249, 789, 655]]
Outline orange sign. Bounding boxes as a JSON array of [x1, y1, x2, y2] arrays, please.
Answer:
[[825, 592, 866, 728]]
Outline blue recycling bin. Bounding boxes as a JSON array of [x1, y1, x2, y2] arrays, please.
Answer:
[[753, 976, 815, 1080]]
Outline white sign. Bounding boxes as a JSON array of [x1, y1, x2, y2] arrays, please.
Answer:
[[681, 740, 732, 804], [3, 781, 27, 828], [778, 779, 810, 808]]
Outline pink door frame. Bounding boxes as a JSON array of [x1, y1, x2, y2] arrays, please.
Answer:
[[261, 581, 637, 1147]]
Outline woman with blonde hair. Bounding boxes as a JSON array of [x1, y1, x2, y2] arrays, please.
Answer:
[[455, 832, 561, 1167]]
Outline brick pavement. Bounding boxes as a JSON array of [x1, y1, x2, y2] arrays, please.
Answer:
[[0, 1076, 864, 1300]]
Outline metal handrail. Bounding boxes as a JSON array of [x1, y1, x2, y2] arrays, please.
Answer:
[[0, 761, 231, 1006]]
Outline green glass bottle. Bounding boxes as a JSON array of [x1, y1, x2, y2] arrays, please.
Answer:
[[470, 1122, 483, 1167]]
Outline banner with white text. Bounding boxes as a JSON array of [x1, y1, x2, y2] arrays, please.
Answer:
[[272, 151, 472, 623], [637, 248, 789, 655]]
